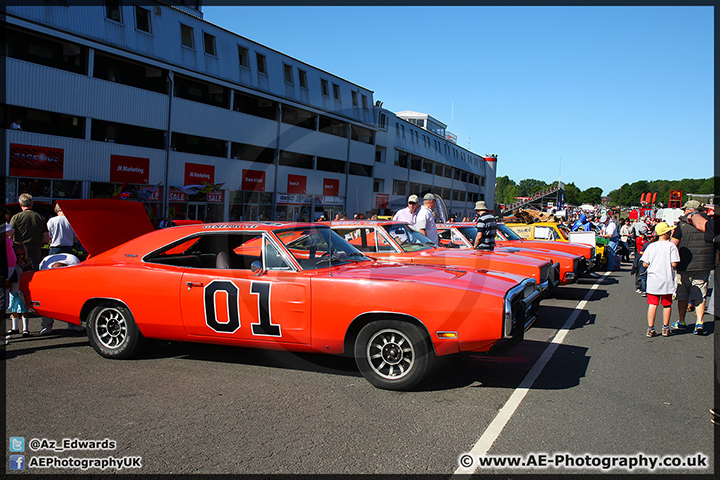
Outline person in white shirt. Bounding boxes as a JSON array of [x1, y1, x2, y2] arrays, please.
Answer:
[[47, 203, 76, 255], [640, 222, 680, 337], [414, 193, 438, 244], [392, 195, 420, 223]]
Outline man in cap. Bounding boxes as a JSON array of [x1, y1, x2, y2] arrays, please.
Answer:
[[414, 193, 438, 244], [598, 214, 619, 271], [392, 195, 421, 223], [670, 200, 716, 335], [9, 193, 50, 270], [472, 201, 496, 251]]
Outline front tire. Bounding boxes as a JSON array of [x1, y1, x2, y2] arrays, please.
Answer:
[[354, 320, 434, 390], [87, 303, 146, 359]]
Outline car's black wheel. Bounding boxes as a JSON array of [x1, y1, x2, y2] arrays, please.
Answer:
[[87, 303, 146, 359], [354, 320, 434, 390]]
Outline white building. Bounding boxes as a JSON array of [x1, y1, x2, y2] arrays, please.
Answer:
[[2, 1, 496, 222]]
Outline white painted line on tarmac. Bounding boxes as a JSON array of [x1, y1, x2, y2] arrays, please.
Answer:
[[453, 270, 612, 476]]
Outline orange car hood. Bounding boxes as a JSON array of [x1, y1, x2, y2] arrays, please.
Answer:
[[57, 199, 154, 257]]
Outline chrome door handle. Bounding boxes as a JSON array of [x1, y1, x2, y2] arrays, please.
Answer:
[[186, 282, 204, 290]]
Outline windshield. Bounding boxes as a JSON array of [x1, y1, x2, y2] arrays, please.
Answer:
[[273, 226, 369, 270], [453, 226, 479, 244], [496, 223, 523, 241], [381, 224, 435, 252]]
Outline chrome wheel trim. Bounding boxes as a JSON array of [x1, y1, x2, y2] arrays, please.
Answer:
[[94, 307, 128, 349], [366, 328, 415, 380]]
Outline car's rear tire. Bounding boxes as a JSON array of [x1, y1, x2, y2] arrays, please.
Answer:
[[354, 320, 434, 390], [87, 303, 146, 359]]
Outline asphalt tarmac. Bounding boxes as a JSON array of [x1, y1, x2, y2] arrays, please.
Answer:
[[4, 263, 715, 475]]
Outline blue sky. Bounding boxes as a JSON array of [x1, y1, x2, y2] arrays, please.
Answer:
[[202, 6, 714, 195]]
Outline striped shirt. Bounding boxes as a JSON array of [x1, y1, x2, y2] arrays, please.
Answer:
[[475, 212, 497, 250]]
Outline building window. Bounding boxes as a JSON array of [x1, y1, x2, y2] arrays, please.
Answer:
[[283, 63, 293, 84], [320, 79, 329, 96], [171, 133, 227, 158], [373, 178, 384, 192], [316, 157, 346, 174], [281, 106, 317, 130], [379, 113, 388, 130], [351, 91, 358, 107], [238, 45, 249, 68], [233, 91, 277, 120], [135, 5, 151, 33], [180, 24, 194, 48], [174, 74, 229, 108], [280, 151, 313, 169], [93, 51, 166, 93], [393, 179, 407, 196], [105, 0, 122, 22], [351, 125, 374, 144], [203, 32, 216, 56], [332, 83, 340, 100], [298, 69, 308, 89], [395, 123, 400, 136], [361, 94, 368, 110], [349, 163, 373, 177], [91, 119, 165, 149], [319, 115, 346, 137], [256, 52, 267, 74]]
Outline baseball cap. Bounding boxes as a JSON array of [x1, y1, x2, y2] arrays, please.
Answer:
[[407, 195, 419, 203], [423, 193, 436, 201], [682, 200, 701, 210], [599, 214, 608, 223], [654, 221, 676, 236]]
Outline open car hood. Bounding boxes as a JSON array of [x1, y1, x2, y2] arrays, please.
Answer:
[[57, 199, 154, 257]]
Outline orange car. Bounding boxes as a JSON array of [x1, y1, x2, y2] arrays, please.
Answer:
[[437, 223, 586, 284], [21, 200, 540, 391], [329, 220, 557, 292]]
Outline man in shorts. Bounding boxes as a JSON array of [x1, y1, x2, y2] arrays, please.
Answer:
[[670, 200, 716, 335]]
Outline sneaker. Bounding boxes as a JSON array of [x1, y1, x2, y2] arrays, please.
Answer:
[[39, 327, 52, 336], [646, 329, 657, 337], [6, 329, 19, 335], [694, 324, 705, 335], [670, 321, 687, 330], [22, 330, 30, 337], [641, 292, 647, 297], [662, 327, 671, 337], [635, 289, 642, 294]]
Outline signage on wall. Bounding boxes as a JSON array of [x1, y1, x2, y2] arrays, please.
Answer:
[[9, 143, 64, 179], [287, 174, 307, 194], [169, 188, 188, 202], [139, 186, 162, 202], [184, 162, 215, 186], [110, 155, 150, 184], [376, 193, 389, 209], [242, 169, 266, 191], [323, 178, 339, 196], [207, 191, 223, 203]]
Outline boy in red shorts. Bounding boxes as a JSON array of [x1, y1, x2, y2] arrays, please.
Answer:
[[640, 222, 681, 337]]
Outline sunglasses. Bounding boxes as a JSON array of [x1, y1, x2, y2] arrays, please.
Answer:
[[408, 202, 417, 205]]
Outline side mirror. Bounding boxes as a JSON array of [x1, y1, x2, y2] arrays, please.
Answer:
[[250, 261, 263, 276]]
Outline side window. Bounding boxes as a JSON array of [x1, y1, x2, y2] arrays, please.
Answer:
[[144, 233, 263, 269], [264, 239, 292, 270], [534, 226, 552, 240]]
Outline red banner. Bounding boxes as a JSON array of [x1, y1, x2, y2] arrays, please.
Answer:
[[110, 155, 149, 184], [207, 191, 223, 203], [242, 169, 266, 191], [10, 143, 64, 179], [169, 188, 188, 202], [287, 174, 307, 194], [323, 178, 339, 196], [184, 163, 215, 186], [376, 193, 389, 209]]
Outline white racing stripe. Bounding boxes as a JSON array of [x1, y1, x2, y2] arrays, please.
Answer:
[[453, 271, 612, 476]]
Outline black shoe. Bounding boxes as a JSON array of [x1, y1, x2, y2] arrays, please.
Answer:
[[6, 329, 19, 335], [22, 330, 30, 337]]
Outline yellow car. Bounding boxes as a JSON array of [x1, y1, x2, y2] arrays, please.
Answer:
[[504, 221, 606, 269]]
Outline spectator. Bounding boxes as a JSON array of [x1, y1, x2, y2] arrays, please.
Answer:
[[472, 201, 496, 251], [47, 203, 77, 255], [10, 117, 23, 130], [38, 253, 83, 335], [619, 218, 632, 262], [415, 193, 439, 243], [599, 214, 620, 271], [7, 243, 33, 337], [340, 212, 348, 220], [631, 232, 655, 296], [670, 200, 716, 335], [9, 193, 50, 270], [640, 222, 680, 337], [571, 214, 592, 232], [392, 195, 420, 223]]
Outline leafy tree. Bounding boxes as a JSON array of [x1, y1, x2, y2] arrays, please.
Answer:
[[579, 187, 603, 205], [563, 182, 581, 206], [517, 179, 548, 197]]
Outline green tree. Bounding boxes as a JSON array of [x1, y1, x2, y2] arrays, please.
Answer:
[[563, 182, 581, 206], [517, 179, 548, 197], [579, 187, 603, 205]]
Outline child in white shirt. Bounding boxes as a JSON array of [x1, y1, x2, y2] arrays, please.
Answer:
[[640, 222, 681, 337]]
